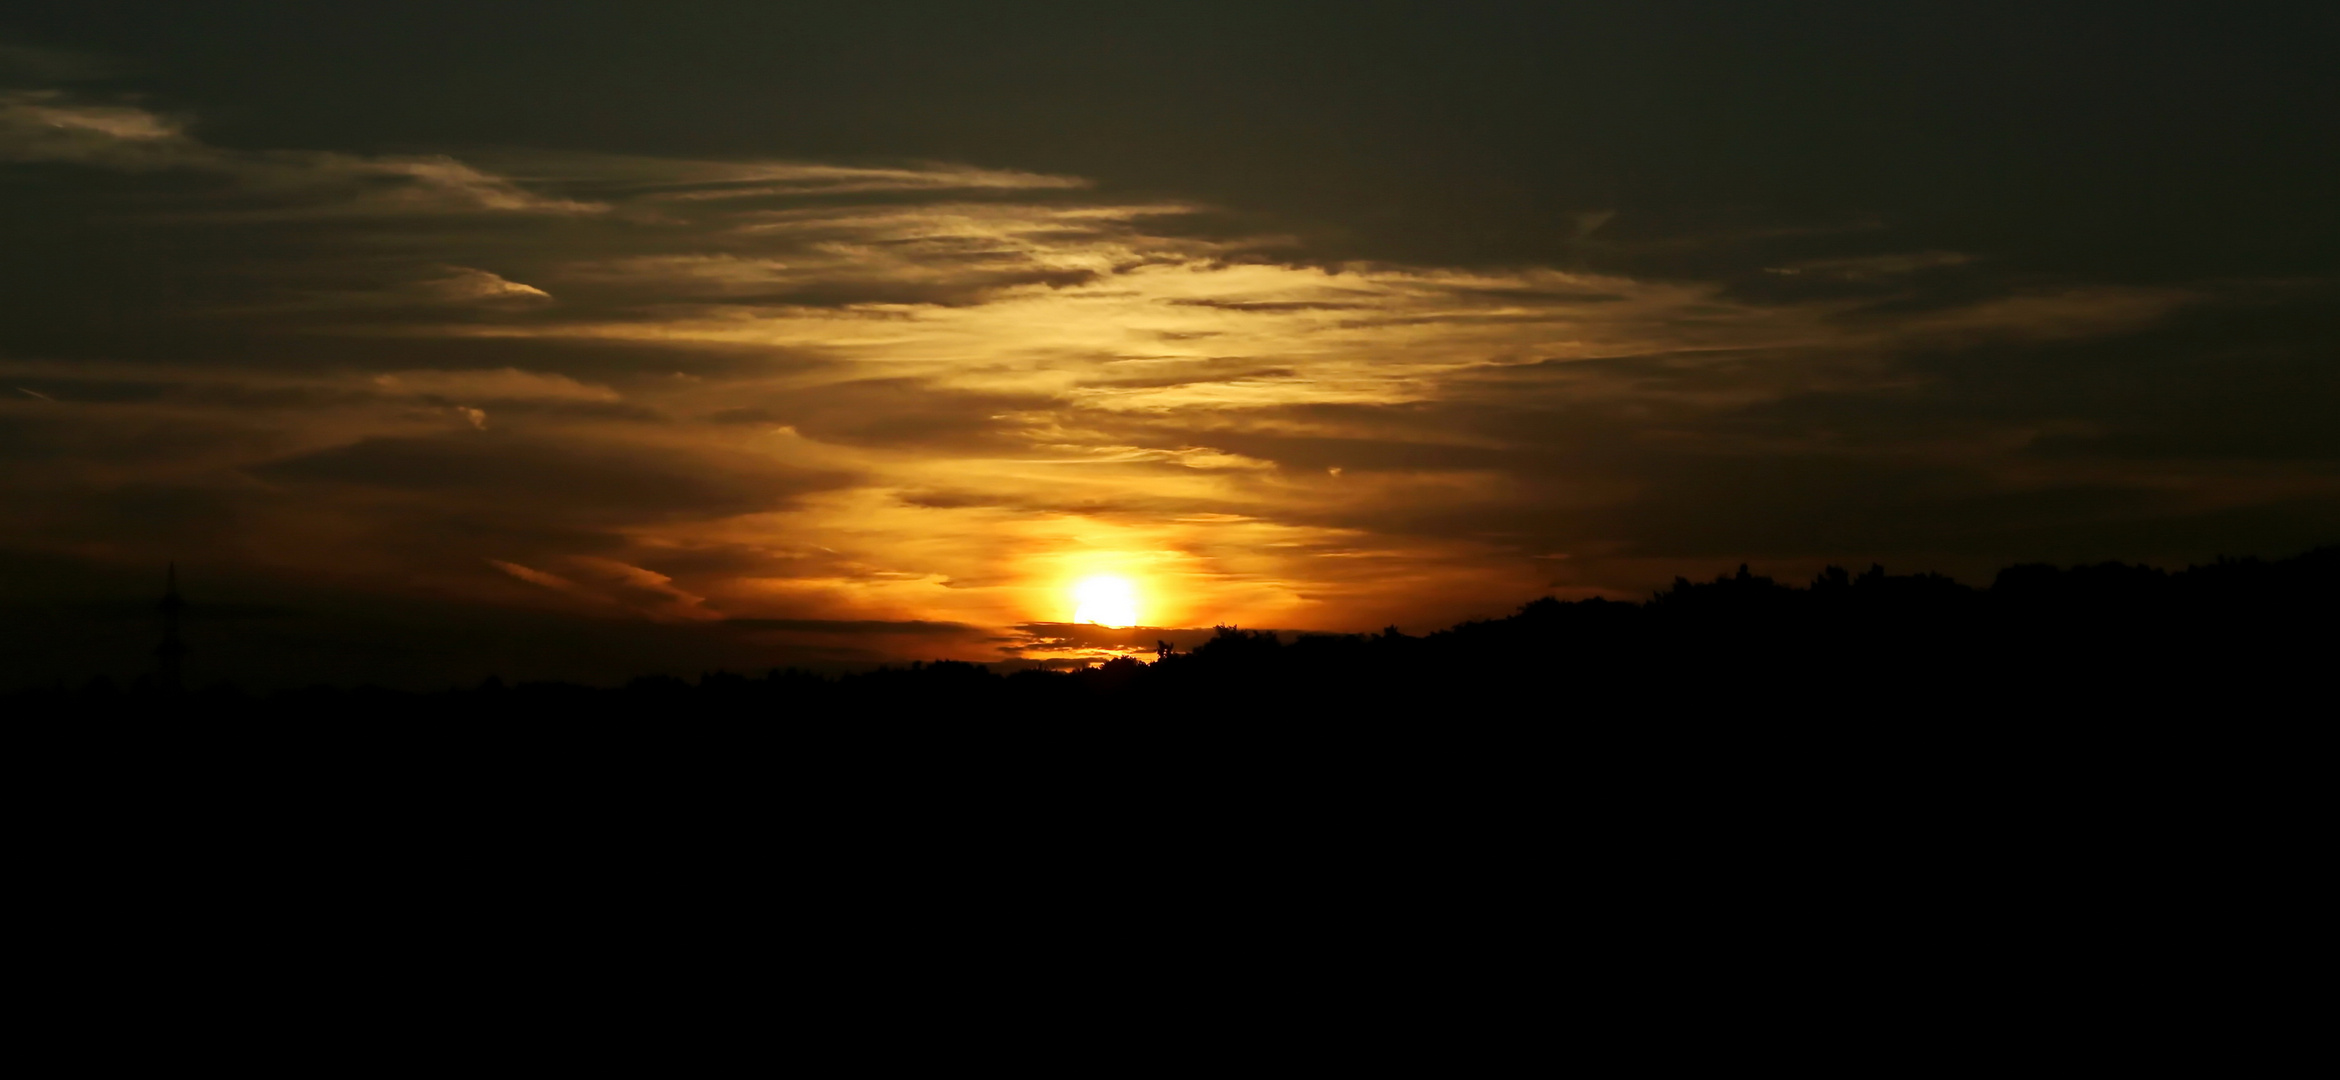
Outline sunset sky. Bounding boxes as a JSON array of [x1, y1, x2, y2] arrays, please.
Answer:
[[4, 4, 2335, 685]]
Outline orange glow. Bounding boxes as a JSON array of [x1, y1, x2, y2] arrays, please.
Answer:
[[1071, 575, 1141, 627], [19, 108, 2176, 662]]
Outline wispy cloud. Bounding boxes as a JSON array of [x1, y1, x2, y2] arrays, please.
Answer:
[[6, 87, 2323, 665], [371, 368, 616, 402], [0, 90, 605, 214], [410, 267, 554, 304]]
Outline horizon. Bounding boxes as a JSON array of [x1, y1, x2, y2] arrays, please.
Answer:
[[10, 543, 2329, 693]]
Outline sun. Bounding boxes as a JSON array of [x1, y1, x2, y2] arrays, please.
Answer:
[[1071, 575, 1141, 628]]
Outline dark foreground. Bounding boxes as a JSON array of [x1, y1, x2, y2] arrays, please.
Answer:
[[12, 551, 2328, 1058]]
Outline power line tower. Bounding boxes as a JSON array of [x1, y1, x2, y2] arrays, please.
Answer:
[[156, 563, 186, 694]]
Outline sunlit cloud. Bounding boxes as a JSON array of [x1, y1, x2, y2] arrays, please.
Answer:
[[7, 85, 2320, 671], [371, 368, 616, 403]]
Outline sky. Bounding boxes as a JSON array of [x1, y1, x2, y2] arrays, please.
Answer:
[[4, 3, 2336, 686]]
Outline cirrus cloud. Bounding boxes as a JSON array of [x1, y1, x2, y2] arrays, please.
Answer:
[[5, 82, 2332, 679]]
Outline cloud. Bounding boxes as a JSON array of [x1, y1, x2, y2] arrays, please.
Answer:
[[255, 433, 843, 523], [481, 151, 1088, 197], [0, 90, 184, 164], [387, 267, 552, 306], [490, 555, 720, 622], [1878, 287, 2190, 343], [4, 84, 2324, 672], [0, 90, 604, 215], [1007, 622, 1225, 651], [724, 617, 975, 635], [638, 161, 1090, 200], [325, 156, 605, 216], [487, 558, 575, 590], [370, 368, 615, 403]]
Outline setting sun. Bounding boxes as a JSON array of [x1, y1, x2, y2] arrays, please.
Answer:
[[1071, 575, 1141, 628]]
